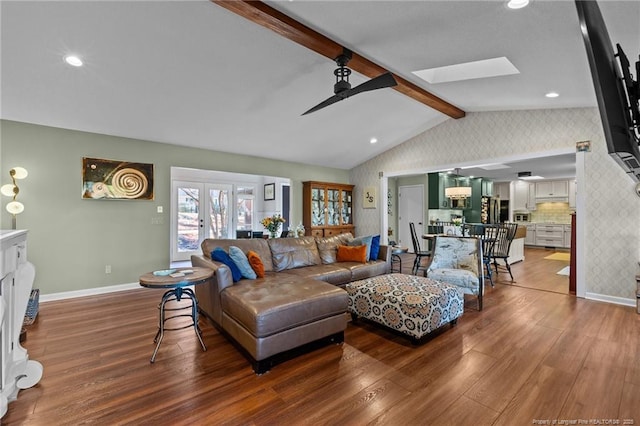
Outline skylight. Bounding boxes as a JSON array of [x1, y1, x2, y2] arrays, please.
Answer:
[[412, 57, 520, 84]]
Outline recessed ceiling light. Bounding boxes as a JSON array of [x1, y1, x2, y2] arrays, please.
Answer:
[[64, 55, 83, 67], [370, 138, 378, 144], [507, 0, 530, 10], [545, 92, 560, 98]]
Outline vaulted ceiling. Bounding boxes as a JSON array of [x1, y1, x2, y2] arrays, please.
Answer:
[[2, 1, 639, 174]]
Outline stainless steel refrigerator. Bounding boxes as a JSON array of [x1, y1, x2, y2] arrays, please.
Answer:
[[480, 197, 499, 224]]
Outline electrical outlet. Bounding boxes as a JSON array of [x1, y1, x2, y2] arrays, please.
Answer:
[[157, 206, 163, 213], [105, 265, 112, 274]]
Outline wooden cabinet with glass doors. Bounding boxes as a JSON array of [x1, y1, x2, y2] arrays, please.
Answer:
[[303, 181, 355, 237]]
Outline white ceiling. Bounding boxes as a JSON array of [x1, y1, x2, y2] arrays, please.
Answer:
[[1, 1, 639, 176]]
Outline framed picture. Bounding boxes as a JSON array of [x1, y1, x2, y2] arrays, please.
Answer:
[[264, 183, 275, 201], [363, 186, 376, 209], [82, 157, 154, 200]]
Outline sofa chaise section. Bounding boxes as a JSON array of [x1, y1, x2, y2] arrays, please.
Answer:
[[191, 234, 390, 373]]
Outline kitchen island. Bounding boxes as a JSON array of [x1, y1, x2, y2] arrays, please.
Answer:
[[506, 225, 526, 264]]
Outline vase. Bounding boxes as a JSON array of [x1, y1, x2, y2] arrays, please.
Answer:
[[269, 231, 278, 239]]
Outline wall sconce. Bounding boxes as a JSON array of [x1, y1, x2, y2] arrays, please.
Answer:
[[1, 167, 28, 229]]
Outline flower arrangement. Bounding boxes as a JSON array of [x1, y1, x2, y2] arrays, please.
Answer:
[[261, 214, 285, 237], [452, 218, 462, 226]]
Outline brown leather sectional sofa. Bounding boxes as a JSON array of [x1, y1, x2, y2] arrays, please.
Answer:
[[191, 233, 390, 373]]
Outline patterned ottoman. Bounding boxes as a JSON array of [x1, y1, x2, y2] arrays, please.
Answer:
[[345, 273, 464, 342]]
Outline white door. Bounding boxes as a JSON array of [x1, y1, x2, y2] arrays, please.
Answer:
[[398, 184, 424, 252], [171, 181, 233, 261]]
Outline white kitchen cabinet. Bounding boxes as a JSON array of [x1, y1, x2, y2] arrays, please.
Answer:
[[535, 180, 569, 199], [0, 230, 43, 418], [563, 224, 572, 248], [535, 224, 564, 247], [524, 224, 536, 245], [513, 181, 529, 211], [494, 182, 510, 200], [527, 183, 537, 210], [568, 180, 577, 208]]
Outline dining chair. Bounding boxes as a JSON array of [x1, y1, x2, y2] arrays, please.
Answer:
[[490, 223, 519, 281], [426, 235, 484, 310], [409, 222, 431, 276], [476, 225, 497, 287]]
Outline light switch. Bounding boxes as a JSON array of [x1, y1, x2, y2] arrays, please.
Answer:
[[157, 206, 163, 213]]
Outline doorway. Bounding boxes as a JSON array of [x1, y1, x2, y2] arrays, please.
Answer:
[[398, 184, 424, 252], [171, 181, 233, 262]]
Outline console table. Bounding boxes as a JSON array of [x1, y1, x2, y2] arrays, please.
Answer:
[[0, 230, 43, 418], [139, 267, 212, 363]]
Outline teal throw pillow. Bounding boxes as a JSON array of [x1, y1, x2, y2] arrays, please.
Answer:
[[349, 235, 373, 261], [369, 235, 381, 261], [211, 247, 242, 282], [228, 246, 257, 280]]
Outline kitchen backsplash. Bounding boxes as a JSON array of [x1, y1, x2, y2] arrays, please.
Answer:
[[530, 202, 574, 224], [428, 209, 463, 223]]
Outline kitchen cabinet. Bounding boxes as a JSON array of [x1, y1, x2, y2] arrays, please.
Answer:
[[535, 180, 569, 199], [527, 183, 537, 210], [462, 178, 483, 223], [563, 224, 571, 248], [534, 224, 564, 247], [494, 182, 510, 200], [524, 224, 536, 245], [303, 181, 354, 237], [481, 179, 493, 197], [428, 173, 471, 209], [568, 180, 577, 208], [428, 173, 452, 209], [512, 181, 528, 211], [513, 181, 536, 211]]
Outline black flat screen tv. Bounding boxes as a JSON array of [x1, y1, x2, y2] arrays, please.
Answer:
[[575, 0, 640, 182]]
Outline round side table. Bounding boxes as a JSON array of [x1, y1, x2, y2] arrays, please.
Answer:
[[139, 267, 213, 363]]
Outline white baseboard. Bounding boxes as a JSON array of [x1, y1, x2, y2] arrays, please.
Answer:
[[585, 292, 636, 308], [39, 282, 141, 303]]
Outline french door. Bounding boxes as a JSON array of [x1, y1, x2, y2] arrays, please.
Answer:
[[171, 181, 233, 261]]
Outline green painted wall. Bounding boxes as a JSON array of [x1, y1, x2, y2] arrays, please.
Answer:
[[0, 120, 349, 295]]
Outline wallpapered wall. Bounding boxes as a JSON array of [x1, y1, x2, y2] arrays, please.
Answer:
[[350, 108, 640, 301]]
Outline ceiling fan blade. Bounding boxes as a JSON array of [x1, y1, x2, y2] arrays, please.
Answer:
[[347, 72, 397, 96], [301, 94, 345, 116], [301, 72, 397, 116]]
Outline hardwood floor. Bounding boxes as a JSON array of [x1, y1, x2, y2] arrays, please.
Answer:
[[5, 247, 638, 425]]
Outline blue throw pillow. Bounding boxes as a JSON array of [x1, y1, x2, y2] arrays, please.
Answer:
[[369, 235, 381, 261], [228, 246, 257, 280], [349, 235, 373, 261], [211, 247, 242, 282]]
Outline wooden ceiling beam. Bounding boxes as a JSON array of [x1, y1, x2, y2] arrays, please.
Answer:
[[211, 0, 465, 119]]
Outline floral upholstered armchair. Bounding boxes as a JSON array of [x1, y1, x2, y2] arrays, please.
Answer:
[[426, 236, 484, 310]]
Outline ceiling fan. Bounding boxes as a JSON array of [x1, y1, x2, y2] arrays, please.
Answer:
[[302, 49, 398, 115]]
